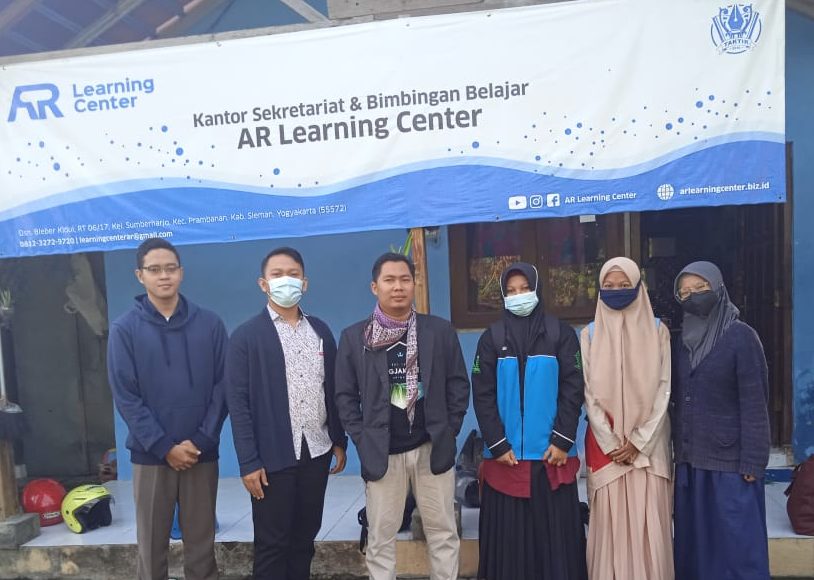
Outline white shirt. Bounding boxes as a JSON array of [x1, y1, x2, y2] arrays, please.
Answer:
[[268, 305, 332, 460]]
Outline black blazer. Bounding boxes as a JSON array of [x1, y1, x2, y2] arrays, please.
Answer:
[[335, 313, 470, 481], [225, 309, 346, 477]]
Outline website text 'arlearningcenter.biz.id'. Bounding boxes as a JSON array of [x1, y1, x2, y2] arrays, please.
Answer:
[[679, 180, 771, 196]]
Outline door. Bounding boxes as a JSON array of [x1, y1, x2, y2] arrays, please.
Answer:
[[732, 144, 793, 445]]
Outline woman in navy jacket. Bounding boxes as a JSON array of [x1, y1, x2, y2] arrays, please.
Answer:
[[472, 262, 586, 580], [672, 261, 771, 580]]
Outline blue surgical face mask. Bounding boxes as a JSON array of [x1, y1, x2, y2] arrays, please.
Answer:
[[267, 276, 303, 308], [599, 285, 639, 310], [504, 291, 539, 317]]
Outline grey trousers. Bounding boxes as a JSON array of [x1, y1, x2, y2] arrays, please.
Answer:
[[365, 442, 460, 580], [133, 461, 219, 580]]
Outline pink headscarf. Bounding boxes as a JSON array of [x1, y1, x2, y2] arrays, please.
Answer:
[[586, 257, 661, 439]]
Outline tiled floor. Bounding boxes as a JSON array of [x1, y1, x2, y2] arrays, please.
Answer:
[[764, 481, 805, 539], [22, 476, 808, 547]]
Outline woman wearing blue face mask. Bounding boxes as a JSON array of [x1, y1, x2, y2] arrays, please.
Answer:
[[472, 262, 587, 580], [582, 257, 673, 580], [672, 261, 770, 580]]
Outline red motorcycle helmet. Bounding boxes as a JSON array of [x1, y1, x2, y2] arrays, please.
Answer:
[[22, 479, 67, 526]]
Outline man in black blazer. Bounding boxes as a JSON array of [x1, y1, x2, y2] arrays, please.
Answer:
[[335, 252, 470, 580], [226, 247, 347, 580]]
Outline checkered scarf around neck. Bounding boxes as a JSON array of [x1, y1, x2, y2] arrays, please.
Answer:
[[364, 303, 420, 425]]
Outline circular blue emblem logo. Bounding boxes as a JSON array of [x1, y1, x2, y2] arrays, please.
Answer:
[[711, 4, 762, 55]]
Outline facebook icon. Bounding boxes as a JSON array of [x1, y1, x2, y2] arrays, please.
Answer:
[[8, 84, 63, 122]]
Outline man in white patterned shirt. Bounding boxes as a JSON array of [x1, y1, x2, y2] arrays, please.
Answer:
[[226, 247, 347, 580]]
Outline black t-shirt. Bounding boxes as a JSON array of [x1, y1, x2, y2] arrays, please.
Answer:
[[387, 335, 429, 454]]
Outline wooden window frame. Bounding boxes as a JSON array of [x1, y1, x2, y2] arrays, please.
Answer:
[[449, 215, 627, 329]]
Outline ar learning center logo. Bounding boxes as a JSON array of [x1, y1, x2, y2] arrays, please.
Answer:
[[711, 4, 762, 54], [7, 84, 63, 122], [8, 77, 155, 122]]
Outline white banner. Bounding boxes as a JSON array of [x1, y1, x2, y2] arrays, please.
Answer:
[[0, 0, 785, 256]]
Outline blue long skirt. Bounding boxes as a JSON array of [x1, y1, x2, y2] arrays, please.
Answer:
[[674, 463, 770, 580]]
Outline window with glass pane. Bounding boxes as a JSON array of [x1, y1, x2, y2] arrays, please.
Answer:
[[464, 222, 523, 313], [449, 215, 624, 328], [537, 218, 610, 319]]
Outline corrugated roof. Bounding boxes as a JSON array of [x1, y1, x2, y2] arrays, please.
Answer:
[[0, 0, 328, 58], [0, 0, 811, 60]]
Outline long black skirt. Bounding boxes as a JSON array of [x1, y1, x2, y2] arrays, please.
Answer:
[[478, 462, 587, 580]]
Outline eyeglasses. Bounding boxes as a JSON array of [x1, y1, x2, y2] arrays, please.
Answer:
[[141, 264, 180, 275], [676, 282, 711, 301]]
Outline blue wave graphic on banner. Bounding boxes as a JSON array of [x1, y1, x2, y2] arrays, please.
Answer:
[[0, 132, 784, 223], [0, 140, 786, 257]]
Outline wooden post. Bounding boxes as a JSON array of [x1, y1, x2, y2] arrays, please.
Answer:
[[0, 318, 19, 521], [0, 440, 19, 520], [410, 227, 430, 315]]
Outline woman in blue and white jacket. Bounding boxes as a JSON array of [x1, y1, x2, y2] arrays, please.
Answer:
[[472, 262, 586, 580]]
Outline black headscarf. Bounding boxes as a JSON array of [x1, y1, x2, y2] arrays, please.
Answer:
[[674, 261, 740, 369], [500, 262, 546, 357]]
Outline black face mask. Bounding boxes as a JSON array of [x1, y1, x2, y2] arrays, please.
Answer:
[[681, 290, 718, 317]]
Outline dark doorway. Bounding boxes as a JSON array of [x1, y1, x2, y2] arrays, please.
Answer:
[[0, 253, 115, 478], [638, 201, 793, 446]]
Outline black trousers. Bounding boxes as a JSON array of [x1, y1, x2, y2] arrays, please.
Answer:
[[251, 439, 332, 580]]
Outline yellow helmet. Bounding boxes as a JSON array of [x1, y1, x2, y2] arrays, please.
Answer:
[[61, 484, 113, 533]]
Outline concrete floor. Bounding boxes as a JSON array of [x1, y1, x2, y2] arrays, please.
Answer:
[[23, 475, 807, 547], [23, 475, 480, 547], [8, 476, 811, 579]]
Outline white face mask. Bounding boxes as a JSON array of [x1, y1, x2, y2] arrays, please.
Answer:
[[266, 276, 303, 308], [504, 291, 539, 317], [502, 265, 540, 317]]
